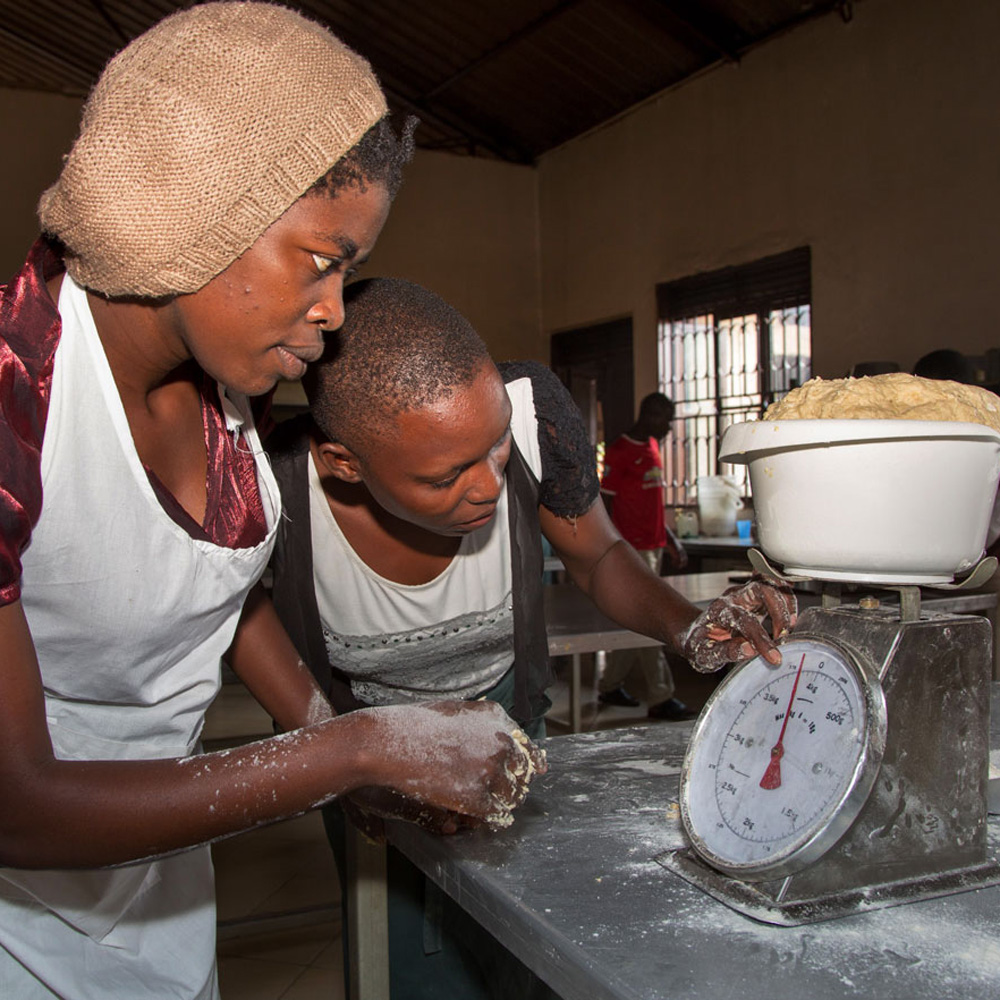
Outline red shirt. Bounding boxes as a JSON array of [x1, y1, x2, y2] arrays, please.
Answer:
[[0, 239, 267, 606], [600, 433, 668, 551]]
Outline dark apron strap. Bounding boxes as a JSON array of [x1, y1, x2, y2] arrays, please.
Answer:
[[506, 439, 552, 722]]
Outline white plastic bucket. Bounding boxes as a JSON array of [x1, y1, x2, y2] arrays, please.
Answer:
[[719, 419, 1000, 585], [696, 475, 744, 536]]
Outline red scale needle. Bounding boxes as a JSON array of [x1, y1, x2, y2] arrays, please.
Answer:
[[759, 653, 807, 790]]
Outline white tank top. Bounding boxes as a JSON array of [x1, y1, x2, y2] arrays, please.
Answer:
[[309, 377, 542, 706]]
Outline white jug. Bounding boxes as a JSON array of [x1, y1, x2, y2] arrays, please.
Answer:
[[674, 509, 700, 539], [696, 475, 744, 536]]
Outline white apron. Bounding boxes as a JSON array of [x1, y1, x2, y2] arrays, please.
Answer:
[[0, 276, 279, 998]]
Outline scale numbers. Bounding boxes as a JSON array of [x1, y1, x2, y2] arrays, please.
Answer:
[[715, 668, 855, 841], [680, 637, 884, 880]]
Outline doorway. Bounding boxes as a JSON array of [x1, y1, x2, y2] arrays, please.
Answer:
[[550, 318, 634, 449]]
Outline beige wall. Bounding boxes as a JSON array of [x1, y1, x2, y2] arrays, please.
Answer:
[[361, 150, 541, 362], [537, 0, 1000, 397]]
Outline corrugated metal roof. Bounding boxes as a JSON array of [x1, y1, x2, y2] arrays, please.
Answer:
[[0, 0, 845, 163]]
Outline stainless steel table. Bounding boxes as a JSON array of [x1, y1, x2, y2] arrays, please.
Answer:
[[677, 535, 755, 572], [388, 702, 1000, 1000], [347, 578, 999, 998]]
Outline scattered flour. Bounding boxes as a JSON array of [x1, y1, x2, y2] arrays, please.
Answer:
[[667, 893, 1000, 992]]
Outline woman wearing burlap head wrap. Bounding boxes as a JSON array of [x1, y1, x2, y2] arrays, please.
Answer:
[[0, 4, 545, 998]]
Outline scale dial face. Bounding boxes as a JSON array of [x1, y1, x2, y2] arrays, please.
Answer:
[[680, 636, 886, 881]]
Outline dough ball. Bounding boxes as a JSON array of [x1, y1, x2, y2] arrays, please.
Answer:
[[764, 373, 1000, 433]]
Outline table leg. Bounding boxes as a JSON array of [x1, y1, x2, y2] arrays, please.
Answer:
[[570, 653, 581, 734], [345, 823, 389, 1000]]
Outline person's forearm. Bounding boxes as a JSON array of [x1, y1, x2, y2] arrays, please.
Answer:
[[1, 704, 539, 869], [0, 602, 544, 870], [0, 715, 383, 869], [226, 582, 335, 730], [0, 600, 373, 868], [544, 501, 700, 652], [578, 538, 701, 653], [546, 501, 794, 672]]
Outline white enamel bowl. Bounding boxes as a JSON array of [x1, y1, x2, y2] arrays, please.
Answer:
[[719, 419, 1000, 585]]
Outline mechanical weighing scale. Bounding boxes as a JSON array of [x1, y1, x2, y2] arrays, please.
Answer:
[[658, 548, 1000, 925], [657, 412, 1000, 925]]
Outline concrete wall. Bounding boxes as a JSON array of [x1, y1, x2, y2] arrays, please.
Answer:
[[362, 150, 541, 363], [0, 88, 81, 282], [537, 0, 1000, 398]]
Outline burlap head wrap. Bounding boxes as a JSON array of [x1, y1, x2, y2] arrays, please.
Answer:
[[38, 2, 388, 298]]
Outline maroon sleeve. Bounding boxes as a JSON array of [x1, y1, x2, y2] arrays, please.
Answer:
[[0, 240, 64, 605]]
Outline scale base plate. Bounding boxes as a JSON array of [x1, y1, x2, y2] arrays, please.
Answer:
[[655, 848, 1000, 926]]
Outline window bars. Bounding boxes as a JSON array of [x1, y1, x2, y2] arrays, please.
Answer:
[[656, 248, 812, 505]]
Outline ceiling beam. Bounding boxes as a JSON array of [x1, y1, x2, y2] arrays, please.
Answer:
[[630, 0, 746, 63], [421, 0, 584, 102], [87, 0, 130, 45], [0, 25, 99, 93], [381, 83, 534, 164]]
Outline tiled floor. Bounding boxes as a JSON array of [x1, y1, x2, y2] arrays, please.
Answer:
[[203, 654, 721, 1000]]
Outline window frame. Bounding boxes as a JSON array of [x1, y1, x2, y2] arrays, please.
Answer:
[[656, 247, 812, 505]]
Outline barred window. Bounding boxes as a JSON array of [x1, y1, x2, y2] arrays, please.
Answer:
[[656, 247, 812, 504]]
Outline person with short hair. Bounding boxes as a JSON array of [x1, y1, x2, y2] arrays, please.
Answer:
[[598, 392, 695, 718], [913, 349, 975, 383], [0, 7, 544, 997], [268, 276, 797, 998]]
